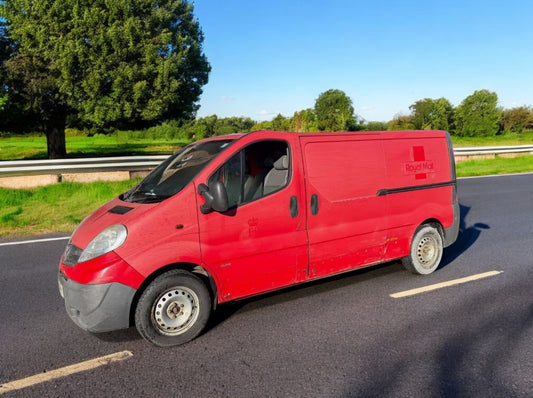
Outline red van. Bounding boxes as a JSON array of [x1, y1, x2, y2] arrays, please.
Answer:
[[58, 130, 459, 347]]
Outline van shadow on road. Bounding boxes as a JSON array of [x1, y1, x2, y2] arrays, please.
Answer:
[[440, 203, 490, 268]]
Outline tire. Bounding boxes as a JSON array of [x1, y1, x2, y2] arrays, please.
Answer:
[[402, 224, 443, 275], [135, 269, 211, 347]]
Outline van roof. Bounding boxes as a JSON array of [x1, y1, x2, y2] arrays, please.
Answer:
[[199, 130, 449, 143]]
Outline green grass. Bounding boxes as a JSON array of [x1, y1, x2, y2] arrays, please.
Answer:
[[451, 131, 533, 147], [0, 179, 140, 237], [0, 135, 49, 160], [0, 131, 190, 160], [456, 154, 533, 177]]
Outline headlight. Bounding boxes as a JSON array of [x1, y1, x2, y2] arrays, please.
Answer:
[[78, 224, 128, 263]]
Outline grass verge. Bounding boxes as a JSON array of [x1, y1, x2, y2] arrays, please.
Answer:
[[0, 133, 189, 160], [456, 154, 533, 177], [451, 131, 533, 147], [0, 179, 140, 237]]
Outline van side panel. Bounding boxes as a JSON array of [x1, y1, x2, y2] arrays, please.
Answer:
[[301, 136, 389, 278], [380, 134, 456, 259]]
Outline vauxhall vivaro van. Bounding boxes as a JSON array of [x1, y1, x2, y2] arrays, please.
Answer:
[[58, 130, 459, 346]]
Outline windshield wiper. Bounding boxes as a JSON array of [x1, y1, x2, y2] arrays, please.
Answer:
[[123, 189, 171, 203]]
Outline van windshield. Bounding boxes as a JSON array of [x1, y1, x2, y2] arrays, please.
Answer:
[[122, 139, 234, 203]]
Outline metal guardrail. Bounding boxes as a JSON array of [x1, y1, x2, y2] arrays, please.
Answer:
[[453, 145, 533, 156], [1, 145, 533, 177], [0, 155, 168, 177]]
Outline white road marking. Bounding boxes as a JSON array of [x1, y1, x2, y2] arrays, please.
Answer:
[[0, 236, 70, 247], [0, 351, 133, 394], [390, 270, 503, 298]]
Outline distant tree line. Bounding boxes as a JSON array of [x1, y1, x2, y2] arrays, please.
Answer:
[[392, 89, 533, 136], [175, 88, 533, 140]]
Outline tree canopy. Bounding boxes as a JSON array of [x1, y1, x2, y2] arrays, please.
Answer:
[[0, 0, 210, 157], [454, 89, 501, 137], [501, 106, 533, 133], [314, 89, 356, 131], [409, 98, 453, 131]]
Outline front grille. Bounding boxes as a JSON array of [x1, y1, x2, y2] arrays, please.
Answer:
[[62, 241, 83, 266]]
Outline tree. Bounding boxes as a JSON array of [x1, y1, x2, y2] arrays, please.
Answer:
[[363, 121, 387, 131], [501, 106, 533, 133], [314, 89, 356, 131], [454, 90, 501, 137], [271, 114, 291, 131], [409, 97, 453, 131], [194, 115, 219, 138], [214, 116, 255, 135], [251, 120, 273, 131], [387, 114, 415, 131], [1, 0, 210, 158], [291, 109, 318, 132], [0, 18, 12, 115]]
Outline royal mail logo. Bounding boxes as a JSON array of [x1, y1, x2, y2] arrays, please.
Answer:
[[403, 160, 435, 175]]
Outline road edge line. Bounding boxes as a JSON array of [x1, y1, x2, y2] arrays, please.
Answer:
[[0, 236, 70, 247]]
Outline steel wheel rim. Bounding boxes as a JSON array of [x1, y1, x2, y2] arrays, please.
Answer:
[[416, 235, 438, 268], [152, 287, 200, 335]]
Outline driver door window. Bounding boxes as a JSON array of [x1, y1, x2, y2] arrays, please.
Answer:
[[208, 140, 290, 208]]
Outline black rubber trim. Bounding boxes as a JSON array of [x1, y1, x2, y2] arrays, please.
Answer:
[[377, 180, 456, 196], [109, 205, 134, 215]]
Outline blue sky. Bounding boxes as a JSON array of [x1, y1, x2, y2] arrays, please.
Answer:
[[193, 0, 533, 122]]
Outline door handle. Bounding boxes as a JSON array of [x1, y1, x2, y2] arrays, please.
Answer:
[[310, 194, 319, 215], [290, 196, 299, 218]]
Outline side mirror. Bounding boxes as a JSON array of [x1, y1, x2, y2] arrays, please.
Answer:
[[198, 182, 229, 214]]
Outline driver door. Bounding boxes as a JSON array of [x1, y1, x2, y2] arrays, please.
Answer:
[[197, 139, 308, 301]]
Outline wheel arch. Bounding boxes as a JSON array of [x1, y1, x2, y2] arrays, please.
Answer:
[[414, 218, 444, 239], [129, 262, 219, 327], [403, 217, 444, 252]]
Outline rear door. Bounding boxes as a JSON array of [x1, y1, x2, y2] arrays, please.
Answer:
[[300, 134, 389, 279]]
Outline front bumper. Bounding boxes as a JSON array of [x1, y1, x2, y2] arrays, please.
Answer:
[[58, 272, 136, 333]]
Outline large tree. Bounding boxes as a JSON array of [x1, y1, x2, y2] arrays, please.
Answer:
[[314, 89, 356, 132], [454, 89, 501, 137], [1, 0, 210, 158]]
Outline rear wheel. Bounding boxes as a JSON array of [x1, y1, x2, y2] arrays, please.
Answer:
[[402, 224, 443, 275], [135, 269, 211, 347]]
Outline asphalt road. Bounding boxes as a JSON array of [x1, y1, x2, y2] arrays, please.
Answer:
[[0, 174, 532, 397]]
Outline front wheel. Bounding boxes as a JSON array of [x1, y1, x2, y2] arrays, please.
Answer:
[[402, 224, 443, 275], [135, 269, 211, 347]]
